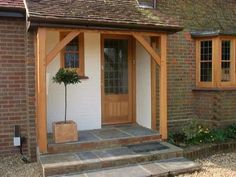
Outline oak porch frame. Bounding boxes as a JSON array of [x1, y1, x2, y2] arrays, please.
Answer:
[[36, 27, 168, 153]]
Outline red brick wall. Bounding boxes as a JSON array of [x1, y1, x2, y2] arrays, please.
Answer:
[[166, 31, 236, 131], [193, 90, 236, 127], [165, 31, 196, 130], [0, 17, 36, 161]]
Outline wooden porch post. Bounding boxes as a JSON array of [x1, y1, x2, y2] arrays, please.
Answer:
[[36, 28, 48, 153], [151, 38, 157, 130], [159, 34, 168, 140]]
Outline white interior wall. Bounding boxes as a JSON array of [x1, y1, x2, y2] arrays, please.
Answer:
[[46, 31, 101, 132], [136, 40, 152, 129]]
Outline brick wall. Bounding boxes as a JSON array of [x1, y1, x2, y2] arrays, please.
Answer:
[[166, 30, 236, 131], [166, 31, 196, 131], [193, 90, 236, 127], [0, 17, 36, 161]]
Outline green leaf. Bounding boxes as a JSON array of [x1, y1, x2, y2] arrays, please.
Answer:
[[52, 68, 81, 86]]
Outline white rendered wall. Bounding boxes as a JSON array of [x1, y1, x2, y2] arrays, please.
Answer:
[[136, 40, 152, 129], [46, 32, 101, 132]]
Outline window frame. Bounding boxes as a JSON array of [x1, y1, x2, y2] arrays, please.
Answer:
[[60, 32, 85, 76], [196, 38, 215, 87], [196, 36, 236, 88], [219, 37, 235, 87]]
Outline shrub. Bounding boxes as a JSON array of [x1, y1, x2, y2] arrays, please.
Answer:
[[168, 132, 186, 146], [182, 119, 210, 145], [168, 120, 236, 147], [225, 124, 236, 140], [209, 129, 227, 143]]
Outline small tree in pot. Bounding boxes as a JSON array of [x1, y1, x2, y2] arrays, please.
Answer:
[[52, 68, 80, 143]]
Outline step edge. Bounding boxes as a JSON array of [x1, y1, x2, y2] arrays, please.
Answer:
[[47, 157, 200, 177], [43, 153, 183, 176], [47, 134, 161, 147], [41, 147, 183, 168]]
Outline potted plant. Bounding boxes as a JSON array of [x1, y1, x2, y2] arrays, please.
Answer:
[[52, 68, 81, 143]]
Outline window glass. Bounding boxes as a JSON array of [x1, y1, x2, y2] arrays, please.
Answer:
[[200, 41, 212, 82], [221, 40, 231, 82], [64, 37, 79, 68], [104, 39, 128, 94]]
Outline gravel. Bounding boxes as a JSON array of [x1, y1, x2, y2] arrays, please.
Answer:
[[178, 151, 236, 177], [0, 155, 42, 177], [1, 152, 236, 177]]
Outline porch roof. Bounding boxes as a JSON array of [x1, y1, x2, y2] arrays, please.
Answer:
[[24, 0, 183, 32]]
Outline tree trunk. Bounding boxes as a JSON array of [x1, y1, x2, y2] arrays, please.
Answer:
[[64, 84, 67, 123]]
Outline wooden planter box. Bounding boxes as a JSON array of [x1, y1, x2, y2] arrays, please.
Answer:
[[53, 120, 78, 143]]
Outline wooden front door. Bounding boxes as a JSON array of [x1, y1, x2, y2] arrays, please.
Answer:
[[101, 35, 133, 125]]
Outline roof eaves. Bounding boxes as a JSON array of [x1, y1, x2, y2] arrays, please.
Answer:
[[191, 30, 236, 38], [0, 6, 25, 13], [0, 6, 25, 18], [27, 15, 183, 33]]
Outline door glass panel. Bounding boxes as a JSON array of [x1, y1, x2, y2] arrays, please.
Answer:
[[104, 39, 128, 94]]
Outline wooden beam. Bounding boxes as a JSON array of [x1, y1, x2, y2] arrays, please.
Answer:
[[36, 28, 48, 153], [47, 28, 162, 37], [132, 33, 161, 66], [213, 37, 221, 87], [132, 37, 137, 124], [46, 31, 80, 65], [151, 37, 157, 130], [159, 34, 168, 140]]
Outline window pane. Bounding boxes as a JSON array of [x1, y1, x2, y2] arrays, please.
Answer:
[[104, 39, 128, 94], [200, 41, 212, 82], [221, 40, 231, 82], [222, 62, 230, 82], [64, 53, 79, 68], [64, 36, 79, 68], [201, 41, 212, 61], [200, 62, 212, 82], [222, 41, 230, 61]]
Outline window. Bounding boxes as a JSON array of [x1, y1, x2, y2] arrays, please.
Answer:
[[104, 38, 129, 94], [60, 32, 84, 76], [221, 40, 231, 82], [200, 40, 212, 82], [196, 37, 236, 88]]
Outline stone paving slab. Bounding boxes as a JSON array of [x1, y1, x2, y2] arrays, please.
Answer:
[[94, 147, 135, 160], [126, 142, 169, 153], [41, 153, 79, 165], [157, 158, 200, 175], [79, 131, 100, 142], [92, 128, 130, 139], [58, 157, 200, 177], [117, 126, 158, 136], [76, 152, 99, 162], [48, 124, 160, 144]]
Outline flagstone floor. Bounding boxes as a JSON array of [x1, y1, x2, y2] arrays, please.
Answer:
[[48, 124, 159, 144]]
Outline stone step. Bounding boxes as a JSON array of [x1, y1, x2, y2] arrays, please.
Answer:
[[47, 126, 161, 154], [58, 157, 201, 177], [40, 142, 183, 176]]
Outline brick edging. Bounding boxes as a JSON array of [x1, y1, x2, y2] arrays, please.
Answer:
[[183, 141, 236, 160]]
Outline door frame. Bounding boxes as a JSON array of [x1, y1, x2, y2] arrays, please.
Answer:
[[101, 34, 136, 125]]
